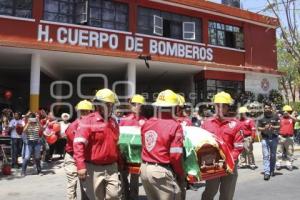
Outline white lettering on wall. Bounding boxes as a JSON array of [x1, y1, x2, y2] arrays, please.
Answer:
[[57, 27, 67, 44], [149, 39, 158, 54], [37, 24, 215, 61], [78, 30, 89, 47], [109, 34, 118, 49], [37, 24, 50, 42], [125, 36, 135, 51]]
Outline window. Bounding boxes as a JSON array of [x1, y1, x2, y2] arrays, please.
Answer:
[[153, 15, 163, 36], [138, 7, 201, 42], [196, 79, 244, 102], [44, 0, 129, 31], [75, 0, 88, 24], [44, 0, 75, 24], [0, 0, 32, 18], [183, 22, 195, 40], [209, 21, 244, 49]]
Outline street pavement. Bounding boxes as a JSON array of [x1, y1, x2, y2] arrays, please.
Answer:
[[0, 143, 300, 200]]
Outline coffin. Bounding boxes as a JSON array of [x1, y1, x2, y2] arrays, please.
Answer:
[[118, 126, 234, 182]]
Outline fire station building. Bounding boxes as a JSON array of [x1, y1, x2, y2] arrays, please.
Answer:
[[0, 0, 280, 113]]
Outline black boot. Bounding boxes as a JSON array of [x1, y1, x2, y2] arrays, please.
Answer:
[[35, 159, 42, 175]]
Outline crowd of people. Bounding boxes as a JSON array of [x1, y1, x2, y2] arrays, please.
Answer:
[[0, 108, 71, 176], [0, 88, 300, 200]]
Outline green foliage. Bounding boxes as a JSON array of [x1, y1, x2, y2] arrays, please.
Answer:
[[257, 93, 268, 104], [289, 102, 300, 113], [236, 91, 255, 105], [268, 89, 284, 109]]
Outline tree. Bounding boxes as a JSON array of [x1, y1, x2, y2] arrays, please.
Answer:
[[263, 0, 300, 102], [269, 89, 284, 109], [277, 39, 299, 102], [266, 0, 300, 71]]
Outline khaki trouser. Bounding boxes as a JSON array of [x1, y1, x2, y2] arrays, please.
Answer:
[[201, 164, 238, 200], [140, 163, 181, 200], [120, 169, 139, 200], [64, 153, 79, 200], [82, 162, 121, 200], [240, 136, 255, 166], [277, 135, 294, 166], [64, 153, 89, 200]]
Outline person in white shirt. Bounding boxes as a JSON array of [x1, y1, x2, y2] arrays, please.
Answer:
[[9, 112, 24, 168], [57, 113, 70, 159]]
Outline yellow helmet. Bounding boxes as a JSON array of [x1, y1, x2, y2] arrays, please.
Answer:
[[283, 105, 293, 112], [177, 94, 185, 107], [152, 89, 179, 107], [131, 94, 145, 105], [94, 88, 118, 103], [238, 107, 249, 114], [213, 91, 233, 105], [76, 100, 94, 111]]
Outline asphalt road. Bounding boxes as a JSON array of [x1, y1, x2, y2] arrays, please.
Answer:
[[0, 152, 299, 200], [187, 153, 300, 200]]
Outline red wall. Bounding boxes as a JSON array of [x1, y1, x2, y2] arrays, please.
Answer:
[[0, 0, 277, 71], [195, 71, 245, 81], [244, 24, 277, 69]]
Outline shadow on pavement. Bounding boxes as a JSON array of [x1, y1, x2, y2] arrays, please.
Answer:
[[0, 155, 64, 180]]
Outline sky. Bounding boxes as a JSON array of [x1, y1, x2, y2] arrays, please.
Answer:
[[209, 0, 268, 11], [209, 0, 277, 14], [209, 0, 300, 22]]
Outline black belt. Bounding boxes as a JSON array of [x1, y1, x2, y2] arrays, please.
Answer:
[[280, 135, 293, 138], [85, 161, 117, 166], [142, 161, 171, 167]]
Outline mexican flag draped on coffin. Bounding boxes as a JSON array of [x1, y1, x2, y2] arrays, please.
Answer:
[[118, 126, 235, 182]]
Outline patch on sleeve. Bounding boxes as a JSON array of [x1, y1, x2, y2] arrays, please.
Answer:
[[145, 130, 158, 152], [228, 121, 237, 129]]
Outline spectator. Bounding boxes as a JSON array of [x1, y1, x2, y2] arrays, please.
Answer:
[[9, 112, 24, 168], [257, 103, 280, 180], [21, 113, 43, 176], [45, 112, 57, 162], [1, 115, 10, 136], [57, 113, 70, 159], [293, 111, 300, 144]]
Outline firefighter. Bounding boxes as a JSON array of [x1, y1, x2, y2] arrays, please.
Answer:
[[201, 91, 244, 200], [176, 94, 192, 126], [140, 89, 185, 200], [276, 105, 299, 171], [238, 107, 257, 170], [73, 88, 121, 200], [119, 94, 147, 200], [64, 100, 93, 200]]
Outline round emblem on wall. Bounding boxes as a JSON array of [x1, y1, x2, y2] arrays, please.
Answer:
[[261, 78, 270, 91]]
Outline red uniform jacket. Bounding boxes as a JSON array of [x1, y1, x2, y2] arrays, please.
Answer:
[[73, 112, 120, 170], [201, 117, 244, 162], [177, 116, 193, 126], [141, 113, 184, 177], [239, 118, 256, 138], [279, 117, 294, 137], [119, 113, 147, 127], [65, 119, 79, 154]]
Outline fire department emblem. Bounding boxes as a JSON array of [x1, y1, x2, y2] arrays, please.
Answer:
[[145, 130, 158, 152], [261, 78, 270, 91]]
